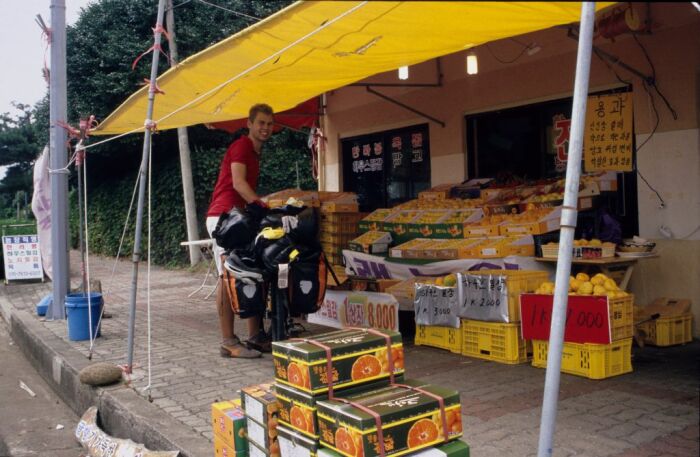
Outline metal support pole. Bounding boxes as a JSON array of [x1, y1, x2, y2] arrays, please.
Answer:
[[537, 3, 595, 457], [48, 0, 69, 320], [126, 0, 168, 373], [166, 0, 201, 266], [366, 87, 446, 127], [76, 157, 86, 293]]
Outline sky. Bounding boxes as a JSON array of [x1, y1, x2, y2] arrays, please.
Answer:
[[0, 0, 93, 178]]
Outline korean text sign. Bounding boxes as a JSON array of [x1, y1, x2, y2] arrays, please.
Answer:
[[2, 235, 44, 281], [583, 92, 634, 172]]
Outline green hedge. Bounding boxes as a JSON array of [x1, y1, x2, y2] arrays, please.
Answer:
[[70, 130, 316, 267]]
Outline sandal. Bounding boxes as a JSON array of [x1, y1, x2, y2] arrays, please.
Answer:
[[220, 337, 262, 359], [246, 332, 272, 353]]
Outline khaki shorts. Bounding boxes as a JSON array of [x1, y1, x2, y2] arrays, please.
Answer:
[[206, 216, 225, 276]]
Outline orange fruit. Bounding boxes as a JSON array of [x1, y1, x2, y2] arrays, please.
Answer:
[[290, 406, 310, 433], [351, 355, 383, 381], [407, 418, 439, 449], [335, 427, 358, 456], [287, 362, 310, 389]]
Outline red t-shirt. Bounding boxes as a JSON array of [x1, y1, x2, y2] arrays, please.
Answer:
[[207, 136, 260, 216]]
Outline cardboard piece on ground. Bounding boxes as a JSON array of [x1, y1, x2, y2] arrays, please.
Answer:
[[637, 298, 691, 318]]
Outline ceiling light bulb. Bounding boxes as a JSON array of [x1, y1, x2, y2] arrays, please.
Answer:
[[466, 51, 478, 75], [398, 66, 409, 80]]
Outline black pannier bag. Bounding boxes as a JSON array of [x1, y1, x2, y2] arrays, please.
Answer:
[[223, 250, 266, 318], [212, 207, 259, 250], [287, 249, 328, 316]]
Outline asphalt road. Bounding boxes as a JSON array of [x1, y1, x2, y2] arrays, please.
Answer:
[[0, 321, 84, 457]]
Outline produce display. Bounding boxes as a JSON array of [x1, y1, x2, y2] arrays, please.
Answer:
[[533, 272, 629, 298]]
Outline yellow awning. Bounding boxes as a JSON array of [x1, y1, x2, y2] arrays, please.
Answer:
[[93, 1, 614, 136]]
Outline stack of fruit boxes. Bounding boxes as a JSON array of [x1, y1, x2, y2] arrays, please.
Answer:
[[211, 398, 248, 457], [319, 211, 363, 267], [272, 328, 469, 457], [240, 383, 282, 457]]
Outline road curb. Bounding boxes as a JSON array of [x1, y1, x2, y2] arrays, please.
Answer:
[[0, 295, 212, 457]]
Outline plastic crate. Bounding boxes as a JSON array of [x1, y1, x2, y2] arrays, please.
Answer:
[[609, 294, 634, 341], [415, 325, 462, 354], [541, 243, 615, 259], [461, 320, 531, 364], [531, 338, 632, 379], [459, 269, 549, 322], [637, 314, 693, 346]]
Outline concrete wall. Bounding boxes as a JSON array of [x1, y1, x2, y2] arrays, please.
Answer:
[[320, 4, 700, 335]]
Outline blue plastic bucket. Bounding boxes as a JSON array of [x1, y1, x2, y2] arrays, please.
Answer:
[[36, 294, 52, 316], [65, 292, 103, 341]]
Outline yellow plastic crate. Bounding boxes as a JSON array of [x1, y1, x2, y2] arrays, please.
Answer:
[[461, 320, 530, 364], [531, 338, 632, 380], [415, 325, 462, 354], [462, 269, 549, 322], [609, 294, 634, 341], [637, 314, 693, 346]]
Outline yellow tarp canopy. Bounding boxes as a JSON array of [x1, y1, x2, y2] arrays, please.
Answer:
[[94, 1, 614, 136]]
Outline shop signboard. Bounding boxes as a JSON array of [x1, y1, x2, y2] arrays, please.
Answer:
[[308, 290, 399, 332], [583, 91, 634, 172], [2, 235, 43, 282], [520, 294, 612, 344]]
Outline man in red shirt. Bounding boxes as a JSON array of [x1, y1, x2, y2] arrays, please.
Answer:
[[206, 103, 274, 358]]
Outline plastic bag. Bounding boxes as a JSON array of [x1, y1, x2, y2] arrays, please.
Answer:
[[75, 406, 178, 457]]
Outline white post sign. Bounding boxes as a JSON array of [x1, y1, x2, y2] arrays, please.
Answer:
[[2, 235, 44, 281]]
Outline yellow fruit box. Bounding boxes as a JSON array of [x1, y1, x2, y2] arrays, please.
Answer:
[[348, 231, 392, 255], [317, 379, 463, 457], [465, 236, 534, 259], [272, 328, 405, 395], [385, 277, 434, 311], [500, 207, 562, 236], [389, 239, 434, 258], [264, 189, 320, 208], [319, 192, 359, 213], [214, 433, 247, 457], [422, 239, 483, 260], [211, 399, 247, 452], [240, 382, 279, 430], [418, 184, 456, 200]]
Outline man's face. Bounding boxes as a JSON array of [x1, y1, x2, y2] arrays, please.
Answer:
[[248, 112, 274, 145]]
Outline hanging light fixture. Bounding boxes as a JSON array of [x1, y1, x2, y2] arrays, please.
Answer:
[[466, 51, 478, 75], [398, 65, 409, 80]]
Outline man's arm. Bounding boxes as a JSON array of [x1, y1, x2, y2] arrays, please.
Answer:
[[231, 162, 260, 204]]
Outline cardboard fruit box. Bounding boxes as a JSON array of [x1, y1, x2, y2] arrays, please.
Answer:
[[348, 231, 392, 255], [318, 439, 470, 457], [277, 424, 320, 457], [272, 328, 405, 395], [317, 379, 463, 457], [241, 382, 279, 430], [213, 433, 248, 457], [275, 376, 405, 440], [211, 399, 247, 453]]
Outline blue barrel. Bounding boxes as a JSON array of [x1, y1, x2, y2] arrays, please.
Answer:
[[65, 292, 103, 341]]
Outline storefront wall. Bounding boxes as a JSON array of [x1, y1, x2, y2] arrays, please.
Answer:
[[320, 4, 700, 335]]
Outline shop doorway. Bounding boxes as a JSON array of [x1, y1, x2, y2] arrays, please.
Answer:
[[465, 88, 639, 238]]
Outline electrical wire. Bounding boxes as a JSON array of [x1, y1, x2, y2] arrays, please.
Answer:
[[194, 0, 260, 21], [632, 34, 678, 120], [485, 42, 529, 64]]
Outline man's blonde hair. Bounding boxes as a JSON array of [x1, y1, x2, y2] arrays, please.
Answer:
[[249, 103, 274, 122]]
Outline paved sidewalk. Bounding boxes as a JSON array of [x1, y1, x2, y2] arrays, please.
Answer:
[[0, 251, 698, 457]]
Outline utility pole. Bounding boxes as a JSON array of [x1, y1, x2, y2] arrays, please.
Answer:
[[166, 0, 200, 266], [48, 0, 69, 320]]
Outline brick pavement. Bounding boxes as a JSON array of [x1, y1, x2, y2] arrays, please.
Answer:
[[1, 251, 698, 457]]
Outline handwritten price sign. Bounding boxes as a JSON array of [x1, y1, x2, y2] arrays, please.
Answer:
[[520, 294, 612, 344], [414, 284, 460, 328], [308, 291, 399, 332], [457, 273, 510, 322]]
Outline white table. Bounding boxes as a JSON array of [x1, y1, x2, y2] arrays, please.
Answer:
[[180, 239, 217, 299]]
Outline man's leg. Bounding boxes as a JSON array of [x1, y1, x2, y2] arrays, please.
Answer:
[[245, 315, 271, 352]]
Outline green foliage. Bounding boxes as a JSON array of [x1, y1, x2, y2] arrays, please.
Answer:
[[5, 0, 316, 267]]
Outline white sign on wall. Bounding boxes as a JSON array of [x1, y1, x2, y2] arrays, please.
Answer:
[[2, 235, 44, 281], [308, 290, 400, 332]]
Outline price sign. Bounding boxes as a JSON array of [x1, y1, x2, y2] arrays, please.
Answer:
[[457, 273, 511, 322], [414, 284, 460, 328], [2, 235, 44, 282], [584, 92, 634, 172], [520, 294, 612, 344], [308, 291, 399, 332]]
